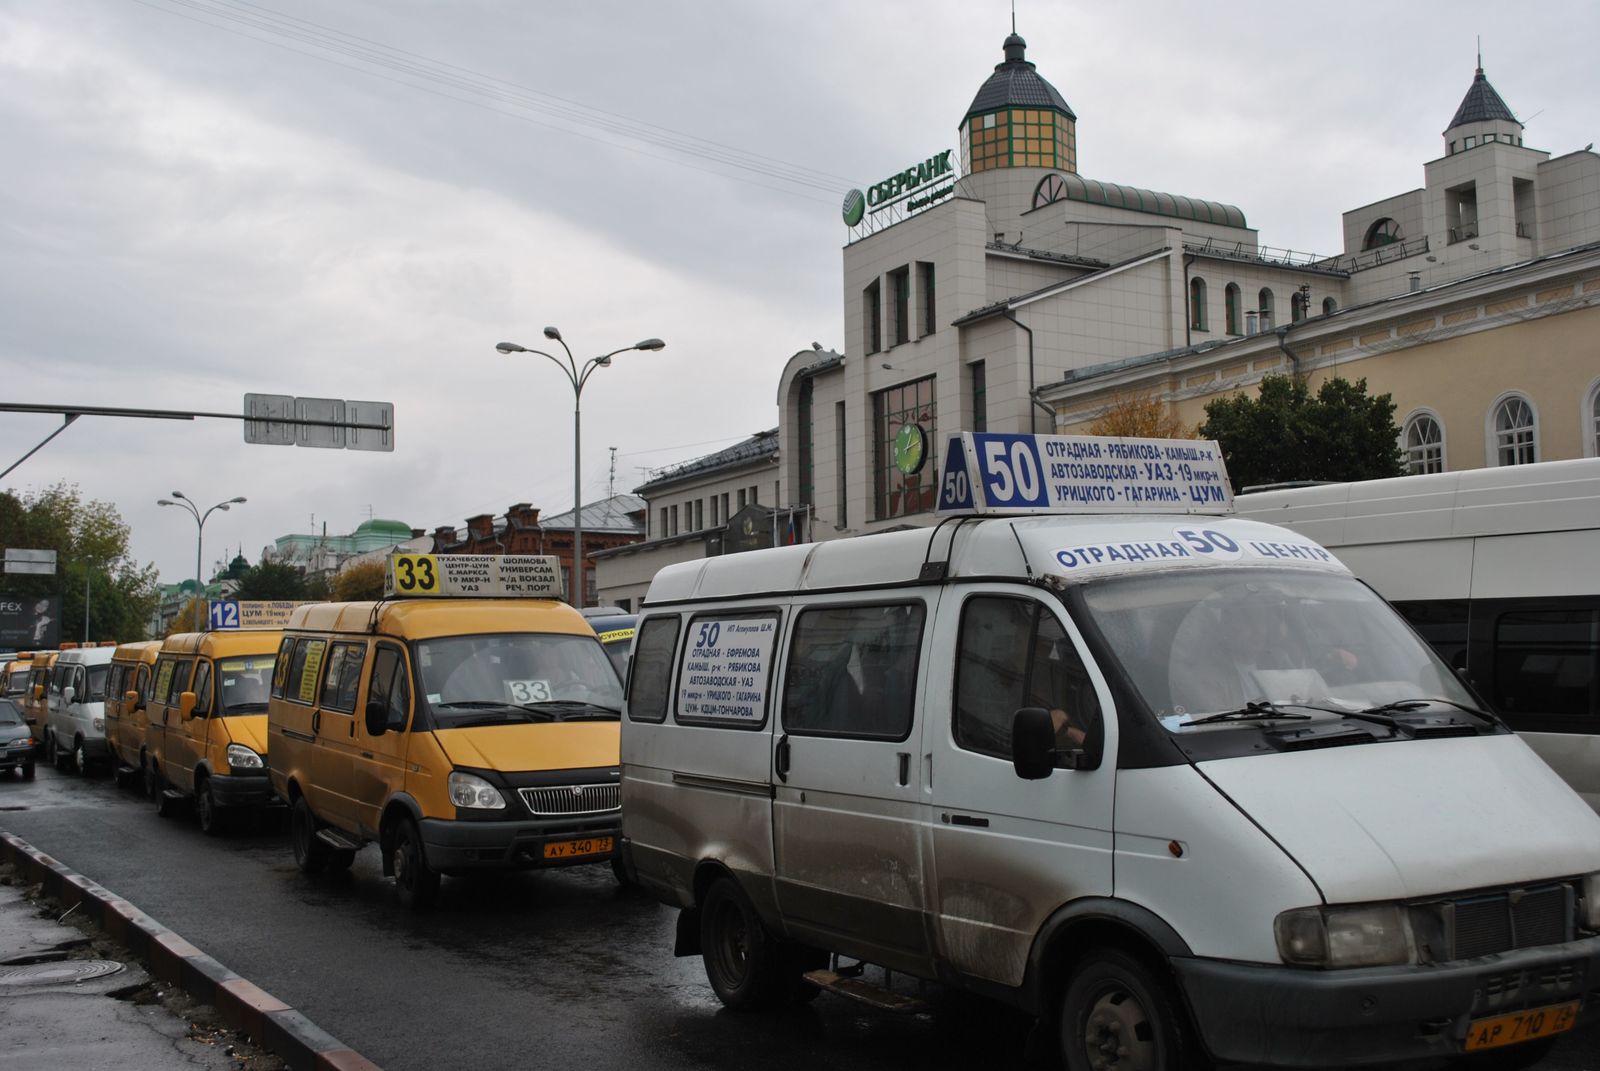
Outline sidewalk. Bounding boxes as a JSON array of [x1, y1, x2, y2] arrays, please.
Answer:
[[0, 866, 278, 1070]]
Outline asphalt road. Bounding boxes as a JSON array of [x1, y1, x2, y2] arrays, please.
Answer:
[[1, 765, 1596, 1071]]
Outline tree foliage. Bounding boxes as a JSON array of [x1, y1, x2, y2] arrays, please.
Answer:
[[1087, 394, 1195, 439], [232, 559, 311, 600], [332, 561, 387, 602], [1198, 375, 1406, 491], [0, 481, 160, 643], [164, 596, 207, 638]]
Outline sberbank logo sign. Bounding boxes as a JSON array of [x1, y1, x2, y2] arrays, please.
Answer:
[[842, 149, 955, 226]]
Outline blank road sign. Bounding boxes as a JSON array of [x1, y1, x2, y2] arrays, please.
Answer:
[[346, 400, 395, 452], [294, 397, 346, 449], [243, 393, 294, 445]]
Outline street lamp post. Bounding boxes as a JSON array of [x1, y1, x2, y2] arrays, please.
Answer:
[[496, 330, 664, 608], [158, 492, 247, 631]]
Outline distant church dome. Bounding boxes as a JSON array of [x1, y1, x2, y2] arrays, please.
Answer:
[[354, 518, 413, 540]]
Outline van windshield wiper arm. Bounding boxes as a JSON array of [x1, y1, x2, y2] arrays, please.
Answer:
[[1360, 698, 1499, 724], [1180, 700, 1313, 727], [514, 701, 621, 721]]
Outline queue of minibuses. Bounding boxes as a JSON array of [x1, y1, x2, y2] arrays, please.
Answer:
[[10, 431, 1600, 1070]]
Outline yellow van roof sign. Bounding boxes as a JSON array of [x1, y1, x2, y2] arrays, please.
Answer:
[[934, 431, 1234, 516], [384, 553, 565, 599]]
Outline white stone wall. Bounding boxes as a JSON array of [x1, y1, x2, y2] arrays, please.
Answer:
[[1537, 151, 1600, 253]]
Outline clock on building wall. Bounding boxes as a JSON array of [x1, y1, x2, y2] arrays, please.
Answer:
[[893, 423, 928, 476]]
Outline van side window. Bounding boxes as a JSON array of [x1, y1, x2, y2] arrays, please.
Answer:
[[167, 659, 194, 705], [285, 639, 328, 706], [191, 661, 213, 715], [782, 602, 925, 741], [271, 637, 295, 698], [320, 643, 368, 713], [134, 665, 150, 706], [151, 660, 174, 704], [627, 616, 681, 723], [107, 665, 126, 702], [955, 596, 1102, 761], [1492, 608, 1598, 724], [367, 646, 410, 730]]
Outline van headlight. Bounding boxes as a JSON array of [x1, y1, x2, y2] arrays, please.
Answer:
[[226, 744, 263, 770], [448, 771, 506, 810], [1275, 904, 1415, 968], [1583, 872, 1600, 931]]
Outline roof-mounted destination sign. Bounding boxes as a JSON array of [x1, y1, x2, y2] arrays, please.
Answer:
[[936, 432, 1234, 516], [384, 554, 564, 599]]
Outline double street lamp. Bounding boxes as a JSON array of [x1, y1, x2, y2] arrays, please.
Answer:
[[158, 492, 246, 630], [496, 329, 665, 608]]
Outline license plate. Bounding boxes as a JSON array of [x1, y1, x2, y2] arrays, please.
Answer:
[[1464, 1000, 1581, 1052], [542, 836, 614, 860]]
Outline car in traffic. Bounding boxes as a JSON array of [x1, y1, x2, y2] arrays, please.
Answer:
[[582, 607, 637, 682], [0, 697, 37, 780]]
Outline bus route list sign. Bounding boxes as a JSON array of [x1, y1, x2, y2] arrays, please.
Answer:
[[385, 554, 564, 599], [207, 600, 305, 630], [936, 432, 1234, 516], [677, 616, 778, 725]]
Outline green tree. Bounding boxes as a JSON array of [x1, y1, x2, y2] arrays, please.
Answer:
[[1199, 375, 1405, 491], [332, 561, 387, 601], [0, 482, 160, 643], [232, 559, 309, 600]]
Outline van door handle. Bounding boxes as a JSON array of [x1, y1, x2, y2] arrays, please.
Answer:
[[311, 711, 321, 734], [896, 752, 910, 786], [948, 814, 989, 828], [349, 721, 356, 737], [361, 752, 373, 759], [775, 734, 790, 783]]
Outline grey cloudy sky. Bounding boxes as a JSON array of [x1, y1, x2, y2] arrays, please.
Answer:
[[3, 0, 1597, 586]]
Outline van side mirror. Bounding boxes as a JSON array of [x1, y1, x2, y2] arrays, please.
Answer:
[[364, 699, 388, 737], [178, 691, 197, 720], [63, 685, 77, 707], [125, 689, 141, 710], [1012, 707, 1057, 780], [32, 685, 43, 701]]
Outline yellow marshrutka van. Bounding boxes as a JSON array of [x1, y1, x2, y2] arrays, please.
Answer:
[[145, 630, 281, 833], [22, 651, 58, 731], [2, 653, 35, 701], [267, 554, 623, 909], [103, 640, 163, 790]]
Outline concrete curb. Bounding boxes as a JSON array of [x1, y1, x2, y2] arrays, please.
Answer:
[[1, 832, 381, 1071]]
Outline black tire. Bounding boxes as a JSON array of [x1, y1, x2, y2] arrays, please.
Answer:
[[153, 768, 179, 818], [291, 796, 329, 875], [53, 733, 72, 772], [611, 856, 631, 886], [699, 878, 786, 1011], [196, 779, 225, 837], [42, 731, 55, 766], [73, 739, 89, 777], [1060, 949, 1189, 1071], [21, 761, 35, 781], [112, 765, 129, 789], [142, 760, 159, 800], [391, 819, 440, 909]]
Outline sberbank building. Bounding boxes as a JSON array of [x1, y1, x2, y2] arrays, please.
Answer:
[[595, 29, 1600, 610]]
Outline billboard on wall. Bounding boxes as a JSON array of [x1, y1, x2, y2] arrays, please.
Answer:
[[0, 594, 62, 650]]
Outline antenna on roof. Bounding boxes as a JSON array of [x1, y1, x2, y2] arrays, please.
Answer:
[[1012, 0, 1017, 34], [1476, 35, 1482, 72], [608, 446, 617, 498]]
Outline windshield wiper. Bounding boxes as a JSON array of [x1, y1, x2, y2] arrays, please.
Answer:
[[1360, 698, 1499, 724], [449, 711, 550, 728], [1180, 700, 1313, 727], [514, 701, 621, 721]]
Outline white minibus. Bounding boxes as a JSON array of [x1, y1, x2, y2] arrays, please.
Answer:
[[1236, 457, 1600, 812], [620, 433, 1600, 1071]]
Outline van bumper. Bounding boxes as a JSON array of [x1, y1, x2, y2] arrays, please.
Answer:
[[419, 815, 621, 872], [1174, 936, 1600, 1067], [207, 772, 273, 807]]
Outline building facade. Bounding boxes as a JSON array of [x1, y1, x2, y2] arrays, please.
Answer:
[[599, 32, 1600, 604]]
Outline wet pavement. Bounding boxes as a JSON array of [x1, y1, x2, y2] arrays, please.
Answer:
[[0, 765, 1595, 1070]]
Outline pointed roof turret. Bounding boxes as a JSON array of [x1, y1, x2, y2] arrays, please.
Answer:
[[1445, 63, 1519, 133], [965, 33, 1075, 121]]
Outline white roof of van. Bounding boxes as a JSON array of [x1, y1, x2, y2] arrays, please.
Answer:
[[643, 514, 1345, 605], [54, 646, 115, 665], [1234, 457, 1600, 548]]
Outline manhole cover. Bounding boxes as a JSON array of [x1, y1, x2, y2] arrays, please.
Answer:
[[0, 960, 125, 986]]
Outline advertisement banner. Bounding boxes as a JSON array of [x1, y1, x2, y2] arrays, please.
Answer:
[[0, 594, 62, 650]]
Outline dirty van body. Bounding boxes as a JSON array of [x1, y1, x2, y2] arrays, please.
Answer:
[[103, 640, 162, 791], [45, 645, 115, 775], [267, 574, 624, 909], [621, 433, 1600, 1071], [144, 631, 281, 832]]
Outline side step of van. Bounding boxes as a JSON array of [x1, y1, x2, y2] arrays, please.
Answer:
[[802, 969, 927, 1013], [315, 828, 361, 852]]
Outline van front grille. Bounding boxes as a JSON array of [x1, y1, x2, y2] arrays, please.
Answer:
[[518, 783, 619, 816], [1444, 884, 1572, 959]]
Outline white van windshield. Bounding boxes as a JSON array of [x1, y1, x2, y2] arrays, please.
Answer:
[[1080, 568, 1478, 730], [415, 632, 623, 726]]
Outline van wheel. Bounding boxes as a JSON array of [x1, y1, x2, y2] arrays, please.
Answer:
[[73, 739, 89, 777], [53, 734, 73, 772], [153, 770, 179, 818], [1060, 949, 1187, 1071], [21, 761, 34, 781], [142, 761, 159, 800], [291, 797, 329, 875], [327, 849, 356, 874], [196, 780, 225, 836], [42, 731, 55, 765], [699, 877, 785, 1010], [392, 819, 439, 909]]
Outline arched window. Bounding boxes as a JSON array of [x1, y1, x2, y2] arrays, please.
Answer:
[[1189, 277, 1208, 331], [1490, 394, 1538, 466], [1291, 291, 1307, 323], [1363, 218, 1402, 250], [1322, 297, 1338, 316], [1033, 173, 1067, 209], [1586, 380, 1600, 457], [1258, 288, 1275, 329], [1402, 411, 1445, 474], [1225, 284, 1242, 335]]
